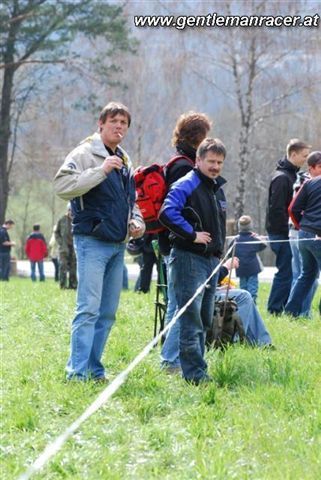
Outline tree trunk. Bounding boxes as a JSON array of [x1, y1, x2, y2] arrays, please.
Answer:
[[0, 5, 18, 224], [0, 65, 15, 224]]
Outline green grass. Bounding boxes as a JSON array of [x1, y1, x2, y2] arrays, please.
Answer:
[[1, 279, 321, 479]]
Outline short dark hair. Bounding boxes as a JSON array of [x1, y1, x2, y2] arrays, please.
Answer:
[[172, 112, 211, 148], [286, 139, 311, 157], [4, 219, 14, 225], [33, 224, 40, 231], [307, 151, 321, 167], [197, 137, 226, 160], [99, 102, 131, 127]]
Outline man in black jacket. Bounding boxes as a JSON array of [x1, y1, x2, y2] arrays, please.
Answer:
[[159, 137, 227, 385], [285, 151, 321, 317], [159, 112, 212, 373], [265, 139, 310, 315]]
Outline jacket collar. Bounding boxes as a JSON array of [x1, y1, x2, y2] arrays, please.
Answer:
[[89, 132, 129, 167], [195, 169, 227, 191], [276, 156, 300, 174]]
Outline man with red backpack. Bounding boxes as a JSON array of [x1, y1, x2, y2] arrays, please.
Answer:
[[25, 224, 48, 281]]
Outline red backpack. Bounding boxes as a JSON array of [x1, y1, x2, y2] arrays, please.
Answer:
[[134, 155, 194, 233]]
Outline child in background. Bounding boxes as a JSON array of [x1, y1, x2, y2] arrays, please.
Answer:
[[234, 215, 267, 303]]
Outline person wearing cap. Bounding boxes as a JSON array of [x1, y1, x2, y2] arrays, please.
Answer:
[[53, 102, 145, 382], [233, 215, 267, 303], [285, 151, 321, 317]]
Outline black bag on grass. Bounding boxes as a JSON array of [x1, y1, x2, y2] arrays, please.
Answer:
[[206, 297, 246, 349]]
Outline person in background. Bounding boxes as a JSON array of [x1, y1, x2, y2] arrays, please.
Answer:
[[55, 206, 77, 290], [25, 224, 48, 281], [285, 151, 321, 317], [48, 225, 59, 282], [234, 215, 267, 303], [53, 101, 145, 382], [265, 138, 310, 315], [122, 264, 129, 290], [0, 219, 15, 281], [134, 233, 157, 293], [288, 171, 318, 317]]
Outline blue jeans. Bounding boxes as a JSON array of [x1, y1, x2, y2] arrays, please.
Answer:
[[267, 234, 293, 314], [66, 235, 125, 380], [285, 230, 321, 317], [30, 261, 45, 281], [239, 275, 259, 303], [289, 229, 319, 316], [160, 255, 180, 368], [170, 248, 219, 383]]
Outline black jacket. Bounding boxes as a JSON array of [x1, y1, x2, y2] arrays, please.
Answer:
[[265, 157, 300, 236], [159, 169, 227, 257], [289, 176, 321, 235]]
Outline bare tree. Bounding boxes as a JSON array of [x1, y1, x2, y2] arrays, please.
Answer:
[[0, 0, 132, 223]]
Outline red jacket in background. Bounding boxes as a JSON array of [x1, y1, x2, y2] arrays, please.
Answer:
[[25, 233, 48, 261]]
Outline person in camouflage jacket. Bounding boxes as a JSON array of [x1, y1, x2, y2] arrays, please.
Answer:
[[55, 207, 77, 289]]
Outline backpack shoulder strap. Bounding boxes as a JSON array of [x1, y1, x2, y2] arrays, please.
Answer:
[[166, 154, 194, 170]]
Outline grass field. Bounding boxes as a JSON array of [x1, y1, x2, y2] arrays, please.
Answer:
[[1, 278, 321, 479]]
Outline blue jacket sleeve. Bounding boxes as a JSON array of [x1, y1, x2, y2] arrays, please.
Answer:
[[159, 175, 198, 242]]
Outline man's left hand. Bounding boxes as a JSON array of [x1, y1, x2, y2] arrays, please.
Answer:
[[129, 220, 144, 238]]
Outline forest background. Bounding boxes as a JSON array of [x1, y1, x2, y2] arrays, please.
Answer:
[[1, 0, 321, 260]]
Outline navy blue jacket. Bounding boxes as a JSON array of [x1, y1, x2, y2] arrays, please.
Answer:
[[71, 146, 136, 242], [234, 232, 267, 277], [159, 169, 226, 257], [289, 176, 321, 235], [265, 158, 300, 235], [0, 227, 11, 253]]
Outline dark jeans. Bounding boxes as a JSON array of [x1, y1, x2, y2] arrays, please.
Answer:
[[285, 230, 321, 316], [59, 248, 77, 289], [135, 250, 157, 293], [51, 258, 59, 282], [170, 247, 219, 383], [0, 252, 10, 280], [267, 234, 293, 315]]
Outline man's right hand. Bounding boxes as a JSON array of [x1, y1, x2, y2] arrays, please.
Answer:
[[102, 155, 123, 175], [193, 231, 212, 244], [224, 257, 240, 270]]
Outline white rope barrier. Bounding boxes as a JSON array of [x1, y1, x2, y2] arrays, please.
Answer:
[[17, 244, 235, 480], [226, 236, 321, 244]]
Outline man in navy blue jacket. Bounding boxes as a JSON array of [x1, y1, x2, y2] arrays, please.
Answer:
[[54, 102, 145, 381], [159, 137, 226, 385], [285, 151, 321, 317]]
